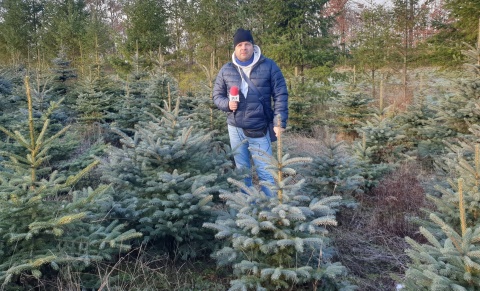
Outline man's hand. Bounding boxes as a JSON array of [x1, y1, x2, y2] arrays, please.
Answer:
[[273, 126, 284, 137], [229, 101, 238, 112]]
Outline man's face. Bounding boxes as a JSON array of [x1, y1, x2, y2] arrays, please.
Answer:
[[234, 41, 254, 62]]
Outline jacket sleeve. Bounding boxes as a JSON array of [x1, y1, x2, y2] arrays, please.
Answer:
[[212, 67, 231, 112], [270, 62, 288, 128]]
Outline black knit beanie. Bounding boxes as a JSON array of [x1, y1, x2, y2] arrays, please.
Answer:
[[233, 28, 254, 47]]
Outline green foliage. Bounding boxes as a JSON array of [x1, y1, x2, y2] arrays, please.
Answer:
[[434, 77, 480, 135], [404, 213, 480, 290], [415, 32, 466, 68], [109, 66, 177, 133], [51, 50, 77, 88], [124, 0, 170, 54], [0, 0, 44, 62], [395, 94, 445, 164], [257, 0, 338, 70], [444, 0, 480, 44], [430, 132, 480, 230], [288, 69, 341, 132], [184, 0, 237, 65], [74, 76, 116, 124], [404, 55, 480, 290], [351, 132, 392, 190], [41, 0, 90, 59], [329, 85, 374, 138], [301, 127, 364, 200], [356, 109, 407, 164], [205, 145, 354, 290], [0, 70, 16, 132], [0, 85, 141, 288], [350, 4, 399, 74], [101, 97, 234, 259]]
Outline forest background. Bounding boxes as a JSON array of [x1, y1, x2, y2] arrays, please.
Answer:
[[0, 0, 479, 290]]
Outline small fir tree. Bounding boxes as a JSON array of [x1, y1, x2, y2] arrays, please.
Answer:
[[404, 62, 480, 288], [434, 77, 480, 135], [108, 76, 145, 133], [428, 128, 480, 229], [0, 70, 83, 179], [100, 96, 235, 259], [110, 66, 177, 133], [395, 94, 446, 165], [288, 74, 339, 132], [351, 132, 392, 190], [423, 44, 480, 229], [50, 49, 77, 99], [204, 127, 355, 290], [0, 70, 15, 137], [356, 108, 407, 164], [404, 178, 480, 289], [328, 85, 374, 139], [300, 127, 364, 200], [0, 77, 141, 288], [74, 76, 116, 125]]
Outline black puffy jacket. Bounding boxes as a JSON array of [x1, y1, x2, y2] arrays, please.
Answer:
[[212, 55, 288, 130]]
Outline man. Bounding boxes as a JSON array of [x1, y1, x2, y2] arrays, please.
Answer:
[[212, 28, 288, 197]]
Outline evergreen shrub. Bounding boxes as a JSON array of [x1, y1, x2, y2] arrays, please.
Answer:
[[205, 135, 355, 290]]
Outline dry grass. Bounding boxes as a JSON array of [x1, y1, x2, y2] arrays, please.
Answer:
[[94, 247, 230, 291], [32, 246, 230, 291], [281, 126, 330, 157], [283, 130, 432, 291], [333, 162, 432, 291], [365, 162, 431, 238]]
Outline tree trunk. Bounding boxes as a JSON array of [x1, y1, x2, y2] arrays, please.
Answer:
[[371, 69, 376, 99]]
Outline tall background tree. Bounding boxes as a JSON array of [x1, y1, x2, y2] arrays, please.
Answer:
[[0, 0, 45, 65], [350, 4, 398, 99], [255, 0, 338, 74], [41, 0, 90, 61], [123, 0, 170, 56], [392, 0, 430, 100], [444, 0, 480, 44]]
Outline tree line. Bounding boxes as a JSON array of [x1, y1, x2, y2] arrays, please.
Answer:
[[0, 0, 477, 82]]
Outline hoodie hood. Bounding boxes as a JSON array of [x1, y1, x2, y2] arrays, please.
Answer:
[[232, 45, 261, 69]]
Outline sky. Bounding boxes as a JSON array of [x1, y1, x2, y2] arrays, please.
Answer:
[[353, 0, 392, 7]]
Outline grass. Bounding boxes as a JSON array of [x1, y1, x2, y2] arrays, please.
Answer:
[[324, 162, 431, 290], [32, 245, 230, 291]]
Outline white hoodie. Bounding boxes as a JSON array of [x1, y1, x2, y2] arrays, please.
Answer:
[[232, 45, 261, 99]]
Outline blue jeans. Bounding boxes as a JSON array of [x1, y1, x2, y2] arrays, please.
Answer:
[[228, 124, 275, 197]]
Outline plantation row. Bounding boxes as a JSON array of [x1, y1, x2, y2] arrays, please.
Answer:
[[0, 51, 479, 290]]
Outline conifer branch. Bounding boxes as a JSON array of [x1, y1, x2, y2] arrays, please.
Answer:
[[276, 117, 283, 202], [32, 255, 57, 267], [459, 178, 467, 236], [34, 119, 50, 151], [12, 131, 31, 149], [476, 145, 480, 186], [24, 76, 37, 187], [25, 76, 35, 152], [41, 124, 70, 149]]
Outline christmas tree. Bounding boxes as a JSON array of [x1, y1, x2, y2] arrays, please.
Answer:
[[329, 84, 374, 140], [403, 47, 480, 289], [100, 95, 235, 259], [300, 127, 364, 200], [0, 77, 141, 288], [204, 127, 355, 290]]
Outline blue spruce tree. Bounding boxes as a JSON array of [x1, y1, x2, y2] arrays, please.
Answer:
[[100, 95, 235, 259], [204, 127, 355, 290], [0, 77, 141, 289]]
